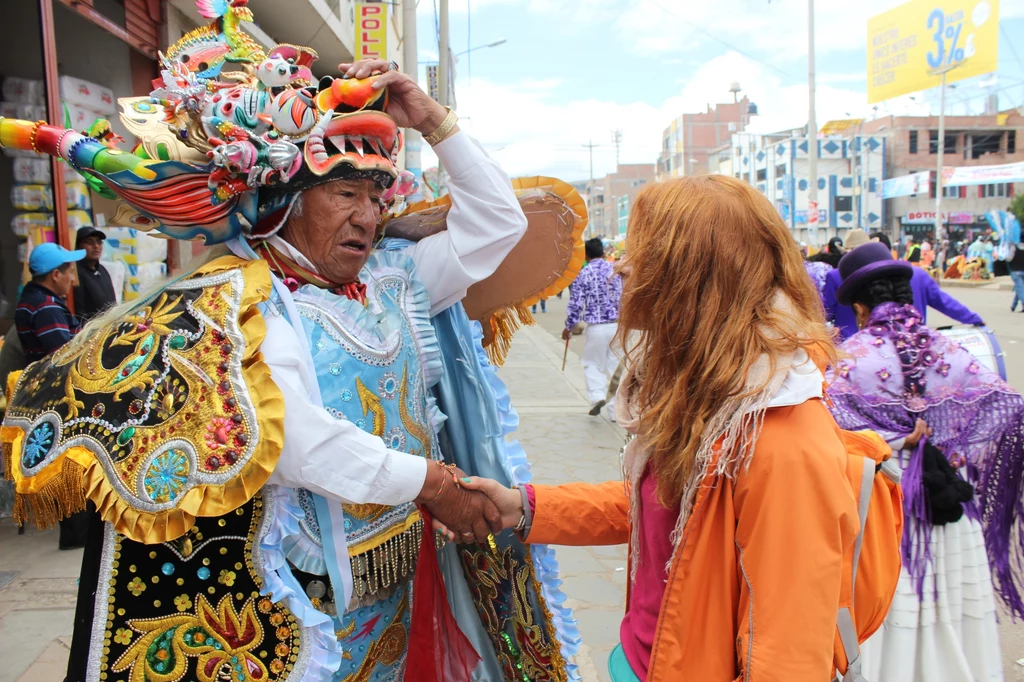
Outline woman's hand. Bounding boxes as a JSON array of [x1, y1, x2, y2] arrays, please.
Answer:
[[904, 418, 932, 448], [427, 476, 523, 543], [337, 59, 449, 136], [460, 477, 524, 531]]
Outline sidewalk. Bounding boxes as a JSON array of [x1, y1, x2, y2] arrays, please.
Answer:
[[0, 322, 627, 682], [500, 324, 628, 682], [0, 524, 80, 682]]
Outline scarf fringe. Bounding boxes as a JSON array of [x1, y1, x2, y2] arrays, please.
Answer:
[[621, 344, 795, 581], [484, 304, 535, 367]]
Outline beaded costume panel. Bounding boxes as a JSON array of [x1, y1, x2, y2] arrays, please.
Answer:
[[87, 490, 313, 682], [1, 257, 284, 544]]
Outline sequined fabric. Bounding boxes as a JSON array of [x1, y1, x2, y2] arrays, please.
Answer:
[[89, 491, 312, 682], [1, 258, 284, 544]]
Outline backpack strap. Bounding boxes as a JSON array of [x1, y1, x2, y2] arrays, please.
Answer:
[[837, 456, 876, 682]]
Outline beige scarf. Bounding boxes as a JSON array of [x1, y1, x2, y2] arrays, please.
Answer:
[[617, 292, 802, 576]]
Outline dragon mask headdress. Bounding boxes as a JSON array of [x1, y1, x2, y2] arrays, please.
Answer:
[[0, 0, 415, 244]]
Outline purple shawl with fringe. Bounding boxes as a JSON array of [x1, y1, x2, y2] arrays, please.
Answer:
[[827, 302, 1024, 617]]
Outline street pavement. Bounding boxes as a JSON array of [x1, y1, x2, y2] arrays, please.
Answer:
[[0, 281, 1020, 682]]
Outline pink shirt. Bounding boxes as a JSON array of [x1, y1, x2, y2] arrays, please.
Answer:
[[619, 470, 679, 680]]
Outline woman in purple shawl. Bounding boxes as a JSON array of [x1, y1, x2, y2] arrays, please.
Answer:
[[827, 242, 1024, 682]]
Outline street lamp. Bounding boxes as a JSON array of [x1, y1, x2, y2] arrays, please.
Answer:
[[455, 38, 506, 85], [455, 38, 507, 57]]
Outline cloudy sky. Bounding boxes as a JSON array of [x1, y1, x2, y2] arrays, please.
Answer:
[[412, 0, 1024, 182]]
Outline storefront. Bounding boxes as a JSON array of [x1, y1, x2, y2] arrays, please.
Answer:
[[0, 0, 165, 324], [900, 210, 988, 248]]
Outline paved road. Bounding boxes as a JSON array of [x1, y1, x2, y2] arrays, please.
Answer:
[[928, 282, 1023, 391]]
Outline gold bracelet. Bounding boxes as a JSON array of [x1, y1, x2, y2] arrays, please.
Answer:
[[430, 469, 446, 503], [424, 107, 458, 146]]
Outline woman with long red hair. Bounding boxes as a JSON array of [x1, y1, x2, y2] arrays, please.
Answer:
[[464, 175, 870, 681]]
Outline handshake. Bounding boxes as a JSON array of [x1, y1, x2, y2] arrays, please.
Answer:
[[413, 461, 523, 544]]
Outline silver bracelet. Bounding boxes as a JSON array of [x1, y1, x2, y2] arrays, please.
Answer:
[[516, 485, 533, 538]]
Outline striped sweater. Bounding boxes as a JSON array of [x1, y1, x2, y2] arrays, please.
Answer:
[[15, 282, 81, 364]]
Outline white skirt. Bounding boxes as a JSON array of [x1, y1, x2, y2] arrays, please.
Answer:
[[860, 515, 1003, 682]]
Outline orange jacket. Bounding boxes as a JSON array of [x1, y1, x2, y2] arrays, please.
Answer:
[[528, 399, 860, 682]]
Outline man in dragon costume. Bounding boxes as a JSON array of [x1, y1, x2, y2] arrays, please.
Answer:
[[0, 3, 585, 681]]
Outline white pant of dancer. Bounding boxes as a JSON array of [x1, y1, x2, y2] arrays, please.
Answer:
[[582, 322, 620, 413]]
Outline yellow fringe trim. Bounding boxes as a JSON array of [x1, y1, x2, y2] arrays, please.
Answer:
[[4, 441, 88, 530], [346, 509, 422, 557], [485, 304, 535, 367]]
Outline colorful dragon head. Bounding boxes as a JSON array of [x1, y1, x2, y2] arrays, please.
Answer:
[[0, 0, 411, 244]]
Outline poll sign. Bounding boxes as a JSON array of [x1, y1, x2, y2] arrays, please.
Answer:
[[355, 2, 388, 61], [866, 0, 999, 104]]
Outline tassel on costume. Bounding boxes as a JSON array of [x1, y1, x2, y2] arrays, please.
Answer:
[[485, 304, 535, 367]]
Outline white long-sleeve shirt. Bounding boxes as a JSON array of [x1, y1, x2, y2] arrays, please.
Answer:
[[264, 131, 527, 505]]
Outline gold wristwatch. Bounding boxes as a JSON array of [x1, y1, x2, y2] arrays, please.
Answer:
[[424, 107, 459, 146]]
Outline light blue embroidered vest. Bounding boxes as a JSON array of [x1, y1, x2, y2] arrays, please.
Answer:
[[284, 250, 443, 681]]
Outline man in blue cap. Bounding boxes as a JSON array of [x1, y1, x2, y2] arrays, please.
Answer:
[[15, 243, 86, 365], [15, 242, 90, 549]]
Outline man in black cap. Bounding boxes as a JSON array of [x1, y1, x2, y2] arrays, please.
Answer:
[[72, 226, 117, 323]]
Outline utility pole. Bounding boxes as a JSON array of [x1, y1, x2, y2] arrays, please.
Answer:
[[931, 62, 962, 245], [852, 119, 862, 229], [611, 129, 622, 169], [438, 0, 449, 109], [584, 140, 598, 237], [402, 0, 421, 197], [806, 0, 819, 247]]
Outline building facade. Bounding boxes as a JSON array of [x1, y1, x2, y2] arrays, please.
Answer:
[[717, 128, 887, 244], [657, 97, 755, 179], [581, 164, 656, 239], [860, 112, 1023, 246]]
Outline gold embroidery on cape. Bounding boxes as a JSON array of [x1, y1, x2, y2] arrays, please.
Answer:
[[1, 256, 285, 544], [59, 293, 184, 418], [397, 365, 431, 460]]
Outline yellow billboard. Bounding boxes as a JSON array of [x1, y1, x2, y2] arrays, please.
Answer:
[[867, 0, 999, 104], [355, 2, 388, 61]]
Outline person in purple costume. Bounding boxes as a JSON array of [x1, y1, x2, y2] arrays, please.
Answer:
[[826, 242, 1024, 682], [822, 231, 983, 340]]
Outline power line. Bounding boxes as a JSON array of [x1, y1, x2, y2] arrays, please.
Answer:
[[645, 0, 803, 83], [1001, 25, 1024, 77]]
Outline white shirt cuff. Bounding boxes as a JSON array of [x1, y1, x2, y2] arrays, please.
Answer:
[[385, 451, 429, 504]]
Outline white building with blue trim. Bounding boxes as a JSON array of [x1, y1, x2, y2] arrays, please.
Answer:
[[711, 127, 886, 244]]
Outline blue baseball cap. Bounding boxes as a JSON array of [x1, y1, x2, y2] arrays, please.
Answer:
[[28, 242, 87, 276]]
